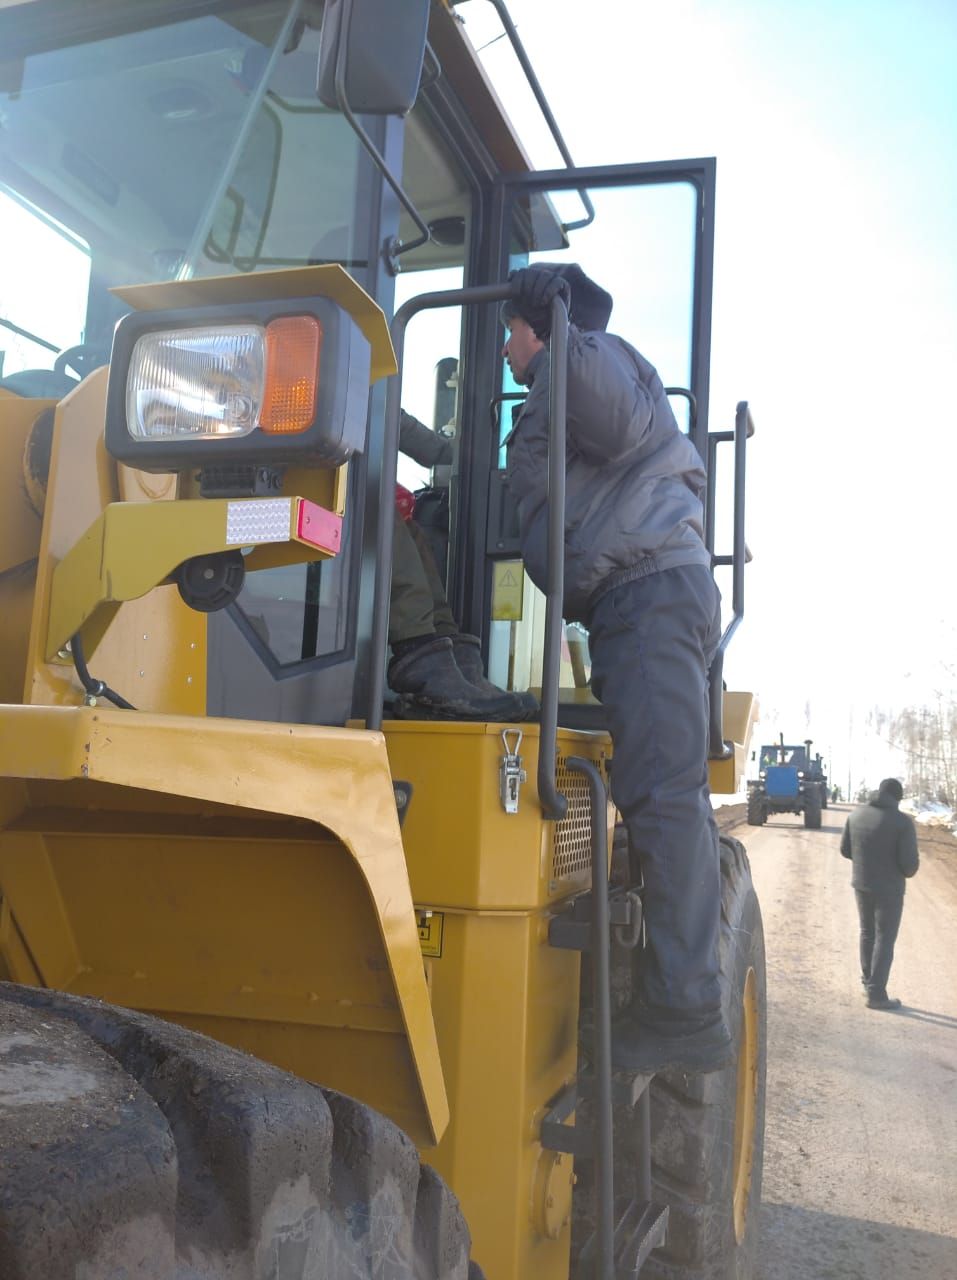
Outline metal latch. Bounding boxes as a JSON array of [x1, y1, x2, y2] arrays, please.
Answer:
[[499, 728, 526, 814]]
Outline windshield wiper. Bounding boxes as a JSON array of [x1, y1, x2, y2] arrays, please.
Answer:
[[0, 317, 60, 354], [177, 0, 303, 280]]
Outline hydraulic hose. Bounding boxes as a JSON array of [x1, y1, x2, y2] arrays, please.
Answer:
[[70, 632, 136, 711]]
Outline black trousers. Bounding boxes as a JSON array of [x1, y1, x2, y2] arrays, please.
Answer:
[[588, 564, 723, 1025], [855, 889, 904, 999]]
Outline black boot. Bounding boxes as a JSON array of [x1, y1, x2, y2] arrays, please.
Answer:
[[448, 633, 539, 720], [388, 637, 528, 721], [865, 993, 902, 1011], [611, 1010, 734, 1074]]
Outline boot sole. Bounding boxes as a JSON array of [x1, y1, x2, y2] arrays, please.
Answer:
[[390, 695, 529, 722]]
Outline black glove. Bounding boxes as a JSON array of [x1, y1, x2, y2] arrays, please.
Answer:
[[508, 266, 570, 311]]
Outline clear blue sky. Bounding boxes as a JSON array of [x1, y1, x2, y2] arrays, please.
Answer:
[[466, 0, 957, 792]]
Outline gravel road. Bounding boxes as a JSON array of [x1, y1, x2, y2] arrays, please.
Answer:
[[730, 804, 957, 1279]]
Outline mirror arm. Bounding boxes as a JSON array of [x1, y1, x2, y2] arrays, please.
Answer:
[[332, 0, 432, 274]]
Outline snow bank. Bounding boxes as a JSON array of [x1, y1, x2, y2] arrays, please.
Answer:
[[901, 798, 956, 832]]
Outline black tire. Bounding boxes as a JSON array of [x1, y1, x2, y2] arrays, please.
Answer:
[[746, 793, 765, 827], [820, 786, 829, 811], [571, 836, 767, 1280], [0, 983, 474, 1280], [643, 835, 767, 1279], [803, 792, 822, 829]]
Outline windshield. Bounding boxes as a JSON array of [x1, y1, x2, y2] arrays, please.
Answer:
[[759, 745, 809, 768], [0, 0, 371, 378]]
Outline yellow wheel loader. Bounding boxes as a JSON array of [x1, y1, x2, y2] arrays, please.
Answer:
[[0, 2, 764, 1277]]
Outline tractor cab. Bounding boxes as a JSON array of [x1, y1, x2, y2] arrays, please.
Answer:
[[750, 736, 825, 829]]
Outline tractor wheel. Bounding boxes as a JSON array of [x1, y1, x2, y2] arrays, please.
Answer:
[[746, 793, 765, 826], [641, 835, 766, 1279], [820, 787, 829, 811], [0, 983, 476, 1280], [803, 793, 822, 829], [571, 836, 767, 1280], [643, 835, 767, 1279]]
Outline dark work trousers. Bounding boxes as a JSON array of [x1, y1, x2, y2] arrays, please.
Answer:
[[588, 563, 723, 1026], [855, 889, 904, 998]]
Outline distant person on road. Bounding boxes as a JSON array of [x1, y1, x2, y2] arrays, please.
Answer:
[[840, 778, 919, 1010]]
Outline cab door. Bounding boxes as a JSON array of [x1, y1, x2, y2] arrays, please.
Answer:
[[452, 160, 718, 704]]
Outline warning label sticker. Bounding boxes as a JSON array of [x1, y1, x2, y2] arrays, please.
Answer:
[[417, 910, 444, 958], [492, 560, 524, 621]]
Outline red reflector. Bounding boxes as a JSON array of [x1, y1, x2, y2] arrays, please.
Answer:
[[296, 499, 342, 553]]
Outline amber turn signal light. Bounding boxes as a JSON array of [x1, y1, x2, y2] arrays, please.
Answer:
[[259, 315, 322, 434]]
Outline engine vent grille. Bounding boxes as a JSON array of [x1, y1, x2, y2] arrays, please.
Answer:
[[551, 757, 594, 881]]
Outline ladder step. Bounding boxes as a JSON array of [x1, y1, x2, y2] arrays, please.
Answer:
[[614, 1199, 670, 1277], [579, 1068, 654, 1108], [577, 1199, 669, 1279], [540, 1069, 654, 1157]]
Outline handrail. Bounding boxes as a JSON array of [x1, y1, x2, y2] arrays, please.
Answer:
[[704, 401, 753, 757], [663, 385, 697, 438], [718, 401, 752, 655], [538, 293, 569, 818], [479, 0, 595, 233], [368, 285, 569, 822], [566, 755, 614, 1276]]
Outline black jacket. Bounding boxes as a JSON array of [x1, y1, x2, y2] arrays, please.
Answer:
[[840, 795, 920, 897]]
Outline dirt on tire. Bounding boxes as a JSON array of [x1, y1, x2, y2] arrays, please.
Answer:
[[0, 984, 474, 1279]]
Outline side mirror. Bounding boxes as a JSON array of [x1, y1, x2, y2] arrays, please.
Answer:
[[318, 0, 430, 115]]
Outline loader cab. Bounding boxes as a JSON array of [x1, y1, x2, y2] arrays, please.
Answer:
[[0, 0, 734, 741], [0, 8, 766, 1279]]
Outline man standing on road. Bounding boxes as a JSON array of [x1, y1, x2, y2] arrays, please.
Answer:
[[840, 778, 920, 1010], [502, 263, 728, 1073]]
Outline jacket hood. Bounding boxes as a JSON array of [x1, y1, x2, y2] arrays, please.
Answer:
[[868, 794, 900, 810]]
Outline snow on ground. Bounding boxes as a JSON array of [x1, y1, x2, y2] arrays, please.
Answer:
[[901, 798, 956, 832]]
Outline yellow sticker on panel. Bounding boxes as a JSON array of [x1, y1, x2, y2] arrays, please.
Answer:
[[492, 561, 524, 621], [417, 910, 444, 958]]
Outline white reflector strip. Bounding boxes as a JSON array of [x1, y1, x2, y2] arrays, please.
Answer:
[[225, 498, 293, 546]]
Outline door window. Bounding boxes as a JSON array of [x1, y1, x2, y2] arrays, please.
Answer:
[[488, 176, 705, 701]]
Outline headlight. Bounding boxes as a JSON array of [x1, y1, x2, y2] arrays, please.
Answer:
[[106, 298, 367, 474], [127, 325, 265, 440]]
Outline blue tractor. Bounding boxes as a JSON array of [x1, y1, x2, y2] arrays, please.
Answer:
[[747, 735, 824, 828]]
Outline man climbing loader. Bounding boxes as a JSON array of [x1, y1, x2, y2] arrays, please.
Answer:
[[0, 2, 765, 1277]]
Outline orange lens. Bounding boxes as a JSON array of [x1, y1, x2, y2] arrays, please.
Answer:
[[259, 315, 322, 434]]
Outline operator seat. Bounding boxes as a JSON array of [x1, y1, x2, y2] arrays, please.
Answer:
[[0, 369, 79, 398]]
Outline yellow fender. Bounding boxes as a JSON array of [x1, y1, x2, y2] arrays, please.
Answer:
[[0, 704, 448, 1147]]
